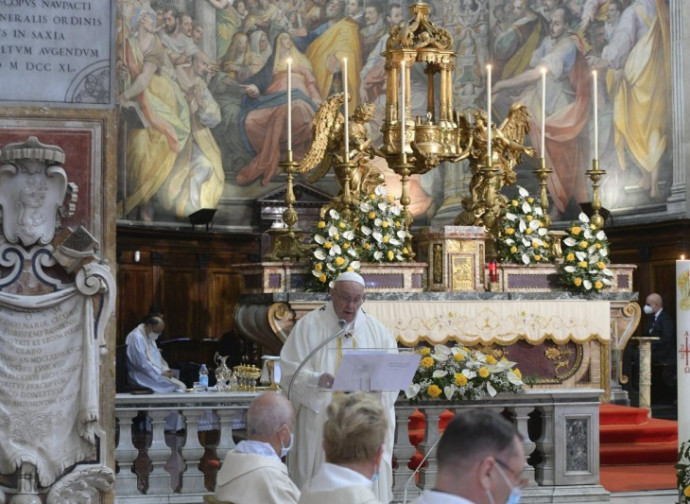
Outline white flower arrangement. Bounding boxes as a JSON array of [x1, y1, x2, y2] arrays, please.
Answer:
[[559, 212, 614, 293], [498, 186, 551, 265], [358, 185, 411, 263], [310, 208, 361, 289], [405, 344, 523, 401]]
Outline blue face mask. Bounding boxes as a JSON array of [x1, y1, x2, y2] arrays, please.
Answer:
[[495, 463, 522, 504], [280, 429, 294, 458]]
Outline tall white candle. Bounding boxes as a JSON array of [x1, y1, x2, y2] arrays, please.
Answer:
[[287, 58, 292, 152], [593, 70, 598, 160], [541, 66, 546, 158], [400, 59, 405, 154], [343, 57, 349, 161], [487, 64, 492, 163], [677, 258, 690, 445]]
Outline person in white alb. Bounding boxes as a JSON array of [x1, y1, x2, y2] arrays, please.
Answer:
[[298, 392, 387, 504], [412, 409, 526, 504], [280, 271, 398, 502], [214, 392, 300, 504]]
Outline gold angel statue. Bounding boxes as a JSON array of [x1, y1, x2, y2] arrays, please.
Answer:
[[297, 94, 384, 216], [456, 103, 536, 228]]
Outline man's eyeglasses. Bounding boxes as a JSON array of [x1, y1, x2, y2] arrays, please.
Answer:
[[332, 290, 365, 306]]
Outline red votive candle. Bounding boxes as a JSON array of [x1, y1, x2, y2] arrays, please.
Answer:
[[488, 260, 498, 283]]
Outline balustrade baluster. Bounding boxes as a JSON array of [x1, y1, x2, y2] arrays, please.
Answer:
[[114, 411, 141, 496], [392, 403, 420, 502], [535, 405, 555, 486], [179, 408, 207, 494]]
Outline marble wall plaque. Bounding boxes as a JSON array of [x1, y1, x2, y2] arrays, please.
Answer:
[[0, 0, 112, 106]]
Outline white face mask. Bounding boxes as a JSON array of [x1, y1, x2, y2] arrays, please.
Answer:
[[148, 331, 161, 341], [643, 305, 653, 315], [280, 429, 294, 458]]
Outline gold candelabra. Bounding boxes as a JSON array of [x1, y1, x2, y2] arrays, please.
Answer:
[[586, 159, 607, 229], [265, 150, 306, 261]]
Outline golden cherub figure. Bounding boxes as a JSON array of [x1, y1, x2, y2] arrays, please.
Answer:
[[456, 103, 536, 227]]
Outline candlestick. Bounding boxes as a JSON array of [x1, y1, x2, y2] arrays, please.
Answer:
[[593, 70, 598, 160], [343, 57, 349, 161], [487, 64, 492, 163], [541, 66, 546, 158], [400, 59, 405, 154], [287, 58, 292, 151]]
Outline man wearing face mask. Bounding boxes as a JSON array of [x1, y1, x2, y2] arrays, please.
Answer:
[[280, 271, 398, 502], [644, 293, 676, 366], [125, 315, 186, 393], [412, 409, 525, 504], [214, 392, 300, 504]]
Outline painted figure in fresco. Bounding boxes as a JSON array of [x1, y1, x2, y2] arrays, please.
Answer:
[[305, 0, 362, 110], [157, 51, 225, 217], [493, 7, 591, 218], [250, 29, 273, 67], [359, 2, 387, 59], [236, 32, 322, 185], [206, 0, 246, 60], [118, 6, 191, 221], [587, 0, 670, 199]]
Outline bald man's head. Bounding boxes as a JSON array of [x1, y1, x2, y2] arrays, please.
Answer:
[[247, 392, 294, 439]]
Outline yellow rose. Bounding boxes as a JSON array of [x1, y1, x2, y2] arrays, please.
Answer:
[[594, 280, 603, 290], [382, 221, 389, 228], [419, 347, 431, 356], [531, 241, 539, 248], [343, 243, 349, 249], [324, 241, 332, 249], [369, 211, 376, 219], [579, 240, 588, 248], [421, 357, 434, 368], [318, 221, 326, 228], [453, 352, 465, 362], [339, 222, 345, 229], [319, 274, 327, 283], [513, 368, 522, 379], [596, 261, 605, 269], [387, 250, 395, 260], [591, 225, 597, 231], [574, 277, 582, 287], [566, 253, 575, 261], [578, 261, 588, 268], [402, 247, 409, 255], [346, 267, 354, 272], [527, 215, 533, 222], [334, 233, 340, 240], [534, 255, 541, 261], [511, 200, 518, 207], [595, 243, 602, 249], [479, 367, 490, 378], [486, 355, 497, 365], [684, 486, 690, 498], [526, 228, 533, 235], [335, 257, 345, 266], [388, 195, 395, 203], [427, 384, 442, 398], [395, 220, 401, 227], [363, 243, 371, 249], [315, 263, 323, 271], [454, 373, 468, 386], [383, 236, 390, 243], [527, 197, 534, 203], [510, 246, 517, 254], [506, 228, 515, 235], [572, 226, 581, 235]]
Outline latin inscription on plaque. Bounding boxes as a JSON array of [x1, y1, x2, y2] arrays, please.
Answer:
[[0, 0, 112, 105]]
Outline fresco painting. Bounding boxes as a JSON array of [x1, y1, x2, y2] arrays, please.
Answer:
[[116, 0, 671, 227]]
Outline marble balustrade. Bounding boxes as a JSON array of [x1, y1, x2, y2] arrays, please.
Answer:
[[115, 388, 607, 503]]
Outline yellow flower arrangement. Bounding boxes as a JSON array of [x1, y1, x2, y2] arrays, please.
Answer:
[[406, 344, 523, 401], [560, 212, 614, 294], [498, 186, 551, 265], [676, 440, 690, 501]]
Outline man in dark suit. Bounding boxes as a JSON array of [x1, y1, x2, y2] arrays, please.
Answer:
[[645, 293, 676, 404], [645, 293, 676, 365]]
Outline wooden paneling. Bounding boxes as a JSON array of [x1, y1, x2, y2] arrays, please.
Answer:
[[116, 225, 261, 351]]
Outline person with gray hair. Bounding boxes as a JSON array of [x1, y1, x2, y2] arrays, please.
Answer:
[[280, 271, 398, 502], [412, 409, 525, 504], [214, 392, 300, 504], [298, 392, 387, 504]]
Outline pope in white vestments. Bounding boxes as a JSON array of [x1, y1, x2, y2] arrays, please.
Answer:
[[280, 272, 398, 503]]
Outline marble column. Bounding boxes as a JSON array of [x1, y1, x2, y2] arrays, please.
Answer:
[[634, 336, 657, 414]]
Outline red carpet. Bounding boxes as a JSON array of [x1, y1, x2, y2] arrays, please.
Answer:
[[407, 405, 679, 493], [599, 404, 678, 493]]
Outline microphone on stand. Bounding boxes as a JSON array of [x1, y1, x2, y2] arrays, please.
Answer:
[[402, 434, 442, 504], [287, 318, 349, 401]]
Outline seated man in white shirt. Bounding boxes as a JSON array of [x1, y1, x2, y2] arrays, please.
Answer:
[[299, 392, 387, 504], [214, 392, 300, 504], [412, 409, 526, 504]]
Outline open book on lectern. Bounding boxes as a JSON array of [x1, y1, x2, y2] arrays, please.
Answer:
[[331, 350, 421, 392]]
